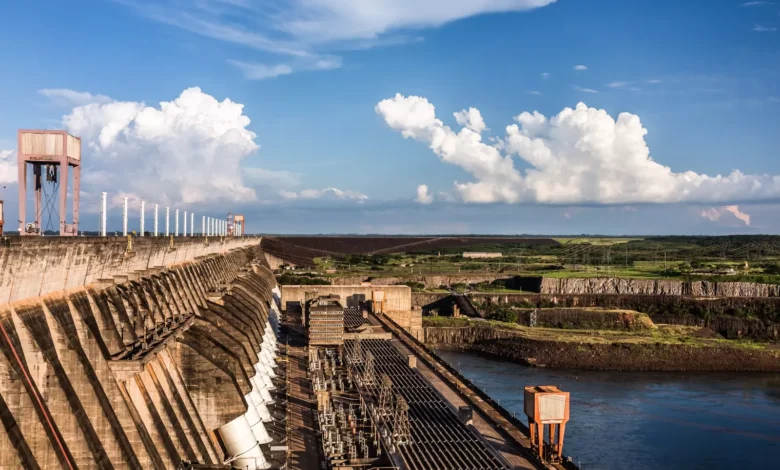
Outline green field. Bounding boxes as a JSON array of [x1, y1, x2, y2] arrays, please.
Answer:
[[280, 236, 780, 289]]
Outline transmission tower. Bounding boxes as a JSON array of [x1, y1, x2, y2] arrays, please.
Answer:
[[363, 350, 376, 385], [378, 374, 393, 416], [350, 338, 363, 364], [392, 395, 411, 445]]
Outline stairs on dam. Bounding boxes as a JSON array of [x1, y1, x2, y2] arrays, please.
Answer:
[[0, 238, 289, 469]]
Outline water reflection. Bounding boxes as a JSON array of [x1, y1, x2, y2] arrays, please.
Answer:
[[437, 349, 780, 470]]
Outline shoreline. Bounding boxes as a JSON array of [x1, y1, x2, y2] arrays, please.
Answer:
[[423, 327, 780, 372]]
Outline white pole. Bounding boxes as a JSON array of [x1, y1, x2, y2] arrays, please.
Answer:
[[175, 209, 179, 237], [122, 197, 128, 236], [202, 216, 205, 236], [190, 213, 194, 236], [165, 207, 170, 236], [100, 192, 107, 237], [154, 204, 158, 237], [140, 201, 145, 237], [183, 211, 188, 237]]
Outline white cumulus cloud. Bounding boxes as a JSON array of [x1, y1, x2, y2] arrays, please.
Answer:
[[574, 65, 587, 71], [416, 184, 434, 204], [62, 87, 259, 206], [376, 94, 780, 205], [0, 149, 16, 184], [453, 107, 486, 134]]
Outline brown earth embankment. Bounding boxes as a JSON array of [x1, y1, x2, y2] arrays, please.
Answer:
[[469, 337, 780, 372], [424, 326, 780, 372], [415, 293, 780, 339]]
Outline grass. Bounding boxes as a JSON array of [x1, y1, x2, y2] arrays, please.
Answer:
[[423, 316, 776, 351], [553, 237, 644, 246]]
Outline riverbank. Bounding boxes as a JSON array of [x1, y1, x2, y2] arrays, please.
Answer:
[[423, 319, 780, 372]]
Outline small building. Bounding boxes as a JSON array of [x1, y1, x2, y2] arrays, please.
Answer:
[[306, 295, 344, 346], [463, 252, 502, 259]]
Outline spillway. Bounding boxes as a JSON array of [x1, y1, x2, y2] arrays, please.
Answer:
[[0, 236, 286, 469]]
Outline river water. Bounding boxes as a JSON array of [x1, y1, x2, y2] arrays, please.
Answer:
[[436, 349, 780, 470]]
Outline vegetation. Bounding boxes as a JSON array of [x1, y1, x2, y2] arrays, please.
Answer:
[[277, 273, 331, 285], [426, 316, 776, 352], [303, 235, 780, 286]]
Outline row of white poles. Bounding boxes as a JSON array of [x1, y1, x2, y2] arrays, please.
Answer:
[[100, 192, 228, 237]]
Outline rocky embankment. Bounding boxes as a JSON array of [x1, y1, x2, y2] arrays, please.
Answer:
[[469, 337, 780, 372], [539, 277, 780, 297], [425, 326, 780, 372]]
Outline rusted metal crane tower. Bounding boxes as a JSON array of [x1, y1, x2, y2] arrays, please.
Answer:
[[234, 213, 245, 236], [17, 130, 81, 235], [524, 385, 570, 463]]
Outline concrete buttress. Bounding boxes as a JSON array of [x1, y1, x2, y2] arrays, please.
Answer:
[[0, 237, 285, 469]]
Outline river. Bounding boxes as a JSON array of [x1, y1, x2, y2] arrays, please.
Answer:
[[435, 349, 780, 470]]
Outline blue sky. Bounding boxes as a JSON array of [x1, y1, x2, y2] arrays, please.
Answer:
[[0, 0, 778, 234]]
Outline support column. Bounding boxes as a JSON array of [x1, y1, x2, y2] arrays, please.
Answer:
[[165, 207, 170, 236], [59, 158, 69, 235], [73, 164, 80, 234], [190, 213, 194, 236], [183, 211, 188, 237], [122, 197, 128, 236], [34, 164, 42, 231], [140, 201, 145, 236], [154, 204, 159, 236], [202, 216, 205, 236], [175, 209, 179, 237], [17, 132, 26, 233], [101, 192, 107, 236]]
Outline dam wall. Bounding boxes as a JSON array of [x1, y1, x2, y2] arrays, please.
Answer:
[[0, 236, 260, 303], [0, 237, 284, 469]]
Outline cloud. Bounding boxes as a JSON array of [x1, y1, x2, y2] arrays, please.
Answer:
[[227, 60, 293, 79], [120, 0, 556, 78], [0, 150, 16, 184], [243, 167, 302, 188], [574, 86, 599, 94], [541, 72, 550, 79], [699, 205, 751, 226], [453, 107, 486, 133], [647, 79, 662, 84], [39, 88, 113, 106], [574, 65, 587, 71], [753, 24, 777, 31], [228, 55, 342, 80], [741, 2, 774, 6], [416, 184, 434, 204], [376, 94, 780, 205], [607, 81, 628, 88], [281, 187, 368, 202], [529, 90, 542, 96], [62, 86, 259, 207]]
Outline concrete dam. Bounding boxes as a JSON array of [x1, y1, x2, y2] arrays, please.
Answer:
[[1, 235, 579, 470], [0, 236, 285, 469]]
